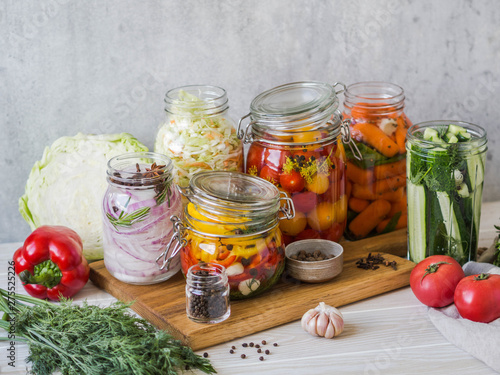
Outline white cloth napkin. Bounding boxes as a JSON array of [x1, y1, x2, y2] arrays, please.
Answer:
[[427, 262, 500, 372]]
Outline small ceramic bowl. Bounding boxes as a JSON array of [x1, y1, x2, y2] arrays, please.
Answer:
[[285, 239, 344, 283]]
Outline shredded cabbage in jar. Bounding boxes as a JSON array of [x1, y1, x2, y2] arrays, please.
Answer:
[[154, 90, 243, 187]]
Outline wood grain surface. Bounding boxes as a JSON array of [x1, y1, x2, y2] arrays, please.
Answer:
[[89, 229, 412, 350]]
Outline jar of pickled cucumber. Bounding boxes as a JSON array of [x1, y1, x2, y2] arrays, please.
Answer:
[[159, 171, 294, 300], [238, 81, 357, 245], [342, 82, 412, 239]]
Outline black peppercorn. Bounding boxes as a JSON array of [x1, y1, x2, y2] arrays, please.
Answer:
[[273, 343, 278, 347], [265, 349, 270, 355], [231, 345, 236, 350], [241, 354, 246, 359], [257, 348, 262, 353], [242, 343, 248, 347], [249, 342, 254, 347], [203, 352, 208, 358], [261, 340, 267, 345], [230, 349, 234, 354], [259, 356, 264, 361], [255, 344, 260, 348]]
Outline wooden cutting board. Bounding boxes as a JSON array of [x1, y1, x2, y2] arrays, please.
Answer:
[[89, 229, 412, 350]]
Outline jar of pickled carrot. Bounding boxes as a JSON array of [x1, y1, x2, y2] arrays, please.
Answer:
[[160, 171, 294, 300], [238, 81, 356, 245], [342, 82, 412, 239]]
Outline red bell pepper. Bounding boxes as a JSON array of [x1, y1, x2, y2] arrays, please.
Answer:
[[13, 225, 90, 301]]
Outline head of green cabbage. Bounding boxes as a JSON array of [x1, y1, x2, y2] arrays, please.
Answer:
[[19, 133, 148, 261]]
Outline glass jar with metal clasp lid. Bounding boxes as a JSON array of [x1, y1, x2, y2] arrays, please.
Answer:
[[157, 171, 295, 300], [238, 81, 361, 246], [342, 81, 412, 240]]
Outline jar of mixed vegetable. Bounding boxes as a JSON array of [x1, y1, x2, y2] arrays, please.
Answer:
[[102, 152, 183, 285], [154, 85, 243, 188], [342, 82, 412, 239], [407, 121, 487, 265], [162, 171, 294, 300], [238, 81, 354, 245]]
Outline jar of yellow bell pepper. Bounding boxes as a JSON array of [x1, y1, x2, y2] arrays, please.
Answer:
[[159, 171, 294, 300]]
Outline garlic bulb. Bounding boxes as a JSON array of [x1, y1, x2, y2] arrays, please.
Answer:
[[301, 302, 344, 339]]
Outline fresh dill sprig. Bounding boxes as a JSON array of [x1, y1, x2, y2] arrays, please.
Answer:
[[0, 290, 216, 375]]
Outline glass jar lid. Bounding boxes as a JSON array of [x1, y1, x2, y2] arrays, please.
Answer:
[[238, 81, 344, 145], [250, 81, 339, 119], [183, 171, 282, 220]]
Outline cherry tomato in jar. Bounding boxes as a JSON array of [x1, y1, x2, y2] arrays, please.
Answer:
[[279, 211, 307, 236], [454, 273, 500, 323], [323, 222, 344, 242], [264, 148, 291, 170], [291, 191, 317, 213], [296, 228, 321, 241], [409, 255, 465, 307], [246, 143, 265, 172], [280, 170, 305, 193], [259, 165, 279, 185]]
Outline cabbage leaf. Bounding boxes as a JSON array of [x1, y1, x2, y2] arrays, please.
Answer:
[[19, 133, 148, 261]]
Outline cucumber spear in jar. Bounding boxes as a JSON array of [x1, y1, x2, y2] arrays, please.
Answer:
[[407, 122, 487, 265]]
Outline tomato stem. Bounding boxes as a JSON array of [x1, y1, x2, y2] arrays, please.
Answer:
[[473, 273, 490, 281], [420, 261, 451, 284]]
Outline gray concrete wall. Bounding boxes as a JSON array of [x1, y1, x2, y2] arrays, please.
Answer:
[[1, 0, 499, 243]]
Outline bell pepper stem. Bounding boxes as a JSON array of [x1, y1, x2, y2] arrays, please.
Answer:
[[19, 260, 63, 289]]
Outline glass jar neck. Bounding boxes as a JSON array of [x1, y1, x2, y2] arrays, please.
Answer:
[[245, 81, 343, 145], [344, 81, 405, 116], [164, 85, 229, 117], [106, 152, 174, 189], [184, 202, 280, 238], [186, 262, 228, 289], [406, 120, 488, 156]]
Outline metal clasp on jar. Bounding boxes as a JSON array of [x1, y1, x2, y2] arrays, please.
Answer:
[[340, 119, 363, 160], [278, 191, 295, 220], [236, 113, 255, 143], [156, 215, 187, 270]]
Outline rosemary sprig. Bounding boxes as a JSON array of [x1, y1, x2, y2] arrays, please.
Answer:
[[155, 180, 172, 207], [0, 289, 216, 375], [106, 206, 151, 229]]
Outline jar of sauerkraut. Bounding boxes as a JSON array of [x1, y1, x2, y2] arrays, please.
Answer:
[[238, 81, 358, 245], [102, 152, 183, 285], [160, 171, 294, 300], [343, 82, 412, 239], [154, 85, 243, 188]]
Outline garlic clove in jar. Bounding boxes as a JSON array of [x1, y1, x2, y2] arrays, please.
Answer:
[[301, 302, 344, 339]]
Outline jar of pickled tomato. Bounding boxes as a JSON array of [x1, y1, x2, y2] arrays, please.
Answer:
[[161, 171, 294, 300], [154, 85, 243, 188], [238, 81, 357, 245], [342, 82, 412, 240]]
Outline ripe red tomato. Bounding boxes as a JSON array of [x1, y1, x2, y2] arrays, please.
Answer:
[[259, 165, 279, 185], [246, 143, 265, 172], [296, 228, 321, 241], [322, 222, 344, 242], [264, 148, 291, 170], [409, 255, 465, 307], [280, 170, 305, 193], [291, 191, 317, 213], [454, 273, 500, 323]]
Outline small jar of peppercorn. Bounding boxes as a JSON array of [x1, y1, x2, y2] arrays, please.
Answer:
[[186, 262, 230, 324]]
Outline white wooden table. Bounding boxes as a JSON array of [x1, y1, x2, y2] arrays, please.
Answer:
[[1, 201, 499, 374]]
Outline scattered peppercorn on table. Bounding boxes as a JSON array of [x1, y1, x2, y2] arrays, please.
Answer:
[[1, 201, 500, 374]]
